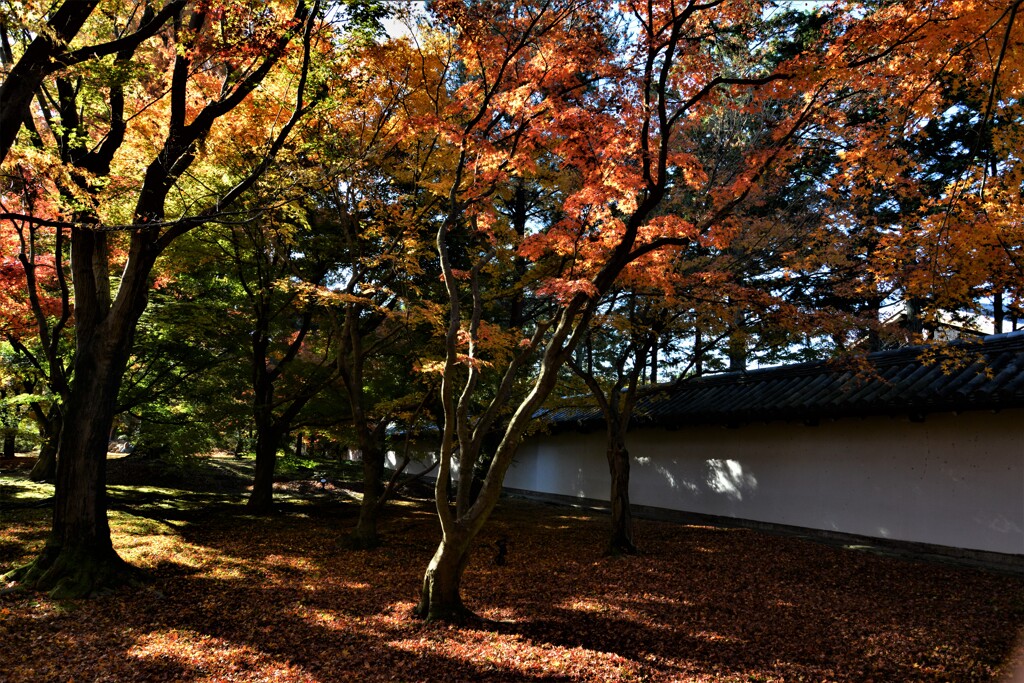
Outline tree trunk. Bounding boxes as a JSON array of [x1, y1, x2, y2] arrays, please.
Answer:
[[4, 328, 140, 597], [248, 422, 280, 513], [606, 432, 637, 555], [247, 330, 279, 513], [3, 223, 159, 597], [694, 326, 704, 377], [2, 432, 14, 459], [728, 311, 747, 372], [414, 532, 476, 623], [29, 410, 61, 482], [994, 291, 1005, 335], [347, 436, 385, 549]]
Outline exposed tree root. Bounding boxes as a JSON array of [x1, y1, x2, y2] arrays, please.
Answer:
[[3, 543, 144, 599], [412, 599, 481, 626]]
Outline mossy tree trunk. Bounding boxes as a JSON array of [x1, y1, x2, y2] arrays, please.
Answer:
[[13, 351, 137, 597]]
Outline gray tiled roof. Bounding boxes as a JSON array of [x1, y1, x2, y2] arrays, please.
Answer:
[[542, 331, 1024, 430]]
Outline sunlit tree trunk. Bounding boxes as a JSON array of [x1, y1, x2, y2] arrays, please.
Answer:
[[29, 409, 61, 482], [416, 530, 474, 622]]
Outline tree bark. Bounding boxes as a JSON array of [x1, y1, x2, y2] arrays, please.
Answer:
[[606, 431, 637, 556], [347, 434, 385, 549], [247, 313, 280, 513], [414, 531, 476, 623], [0, 1, 100, 162], [5, 0, 316, 597], [994, 291, 1005, 334], [29, 409, 61, 482], [248, 420, 280, 514], [2, 432, 14, 459], [4, 270, 146, 596]]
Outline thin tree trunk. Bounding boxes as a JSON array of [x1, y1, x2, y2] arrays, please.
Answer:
[[694, 326, 704, 376], [2, 433, 14, 459], [994, 291, 1005, 334], [29, 409, 61, 482], [606, 429, 637, 555], [728, 308, 747, 372], [348, 435, 385, 549]]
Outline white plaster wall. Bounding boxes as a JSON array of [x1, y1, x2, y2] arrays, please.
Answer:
[[385, 441, 444, 475], [506, 410, 1024, 555]]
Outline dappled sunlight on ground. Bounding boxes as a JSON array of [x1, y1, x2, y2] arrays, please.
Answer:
[[2, 478, 1024, 682], [128, 629, 299, 681], [0, 478, 54, 501]]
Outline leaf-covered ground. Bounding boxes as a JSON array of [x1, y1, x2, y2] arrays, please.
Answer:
[[2, 456, 1023, 682]]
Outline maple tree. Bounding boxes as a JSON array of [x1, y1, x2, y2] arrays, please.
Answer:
[[0, 0, 1016, 627], [114, 242, 247, 461], [214, 199, 343, 513], [315, 190, 436, 547], [556, 6, 848, 555], [387, 0, 862, 622], [793, 0, 1023, 341], [0, 1, 191, 163], [0, 217, 71, 480], [296, 48, 444, 545], [565, 292, 673, 555], [398, 0, 1024, 620], [1, 0, 337, 597]]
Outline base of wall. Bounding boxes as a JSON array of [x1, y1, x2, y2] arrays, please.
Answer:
[[501, 487, 1024, 576]]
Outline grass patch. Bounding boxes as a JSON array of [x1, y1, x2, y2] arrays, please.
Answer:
[[0, 477, 54, 504]]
